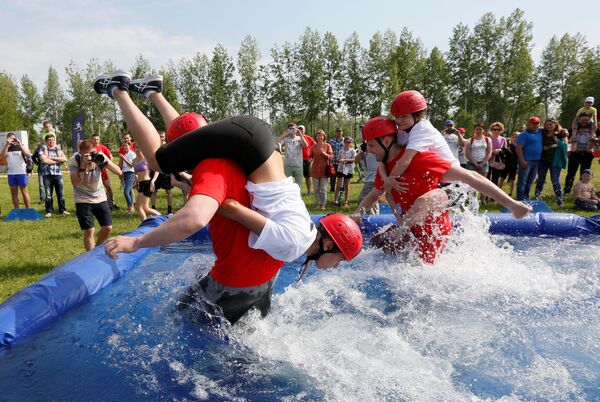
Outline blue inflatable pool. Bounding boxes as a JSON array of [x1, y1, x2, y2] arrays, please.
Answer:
[[1, 212, 600, 400]]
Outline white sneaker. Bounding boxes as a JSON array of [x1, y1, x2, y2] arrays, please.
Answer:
[[61, 211, 70, 216], [44, 212, 52, 218]]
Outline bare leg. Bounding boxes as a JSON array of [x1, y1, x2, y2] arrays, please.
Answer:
[[135, 192, 147, 221], [148, 92, 180, 127], [21, 186, 31, 208], [83, 228, 95, 251], [112, 89, 162, 171], [444, 166, 532, 218], [96, 226, 112, 246], [9, 186, 19, 208], [401, 188, 448, 228]]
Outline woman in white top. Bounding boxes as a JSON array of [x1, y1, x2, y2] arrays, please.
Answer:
[[1, 133, 32, 208], [333, 137, 357, 208], [465, 123, 493, 176]]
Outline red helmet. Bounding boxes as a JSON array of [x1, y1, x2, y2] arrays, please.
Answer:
[[390, 90, 427, 116], [166, 112, 208, 142], [320, 214, 363, 261], [362, 116, 397, 141]]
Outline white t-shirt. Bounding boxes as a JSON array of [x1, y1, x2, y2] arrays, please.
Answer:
[[397, 120, 459, 164], [6, 150, 27, 175], [442, 132, 460, 160], [246, 177, 317, 262], [121, 150, 136, 173], [337, 148, 357, 175], [469, 137, 490, 163]]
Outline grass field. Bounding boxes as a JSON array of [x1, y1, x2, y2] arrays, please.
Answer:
[[1, 161, 600, 303]]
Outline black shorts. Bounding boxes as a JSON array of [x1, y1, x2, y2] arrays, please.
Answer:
[[75, 201, 112, 230], [138, 180, 153, 197], [303, 160, 311, 178], [177, 274, 277, 325], [156, 116, 277, 177], [151, 171, 173, 190], [336, 172, 353, 179]]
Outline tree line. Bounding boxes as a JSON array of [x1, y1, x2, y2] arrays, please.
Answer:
[[1, 8, 599, 151]]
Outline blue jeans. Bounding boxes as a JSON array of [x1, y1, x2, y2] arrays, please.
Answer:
[[38, 169, 46, 202], [43, 175, 66, 213], [534, 160, 562, 199], [122, 171, 136, 207], [516, 160, 539, 201]]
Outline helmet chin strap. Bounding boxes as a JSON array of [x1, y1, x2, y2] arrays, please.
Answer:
[[376, 137, 394, 163], [296, 230, 338, 282]]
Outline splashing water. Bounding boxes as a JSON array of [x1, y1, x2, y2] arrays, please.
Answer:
[[1, 214, 600, 401]]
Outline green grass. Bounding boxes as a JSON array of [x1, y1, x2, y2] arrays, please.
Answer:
[[2, 163, 600, 303]]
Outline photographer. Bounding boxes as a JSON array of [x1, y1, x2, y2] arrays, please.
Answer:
[[1, 132, 32, 209], [69, 140, 122, 251], [278, 123, 308, 189]]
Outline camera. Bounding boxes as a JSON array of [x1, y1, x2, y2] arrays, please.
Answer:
[[90, 151, 108, 168], [287, 128, 296, 135]]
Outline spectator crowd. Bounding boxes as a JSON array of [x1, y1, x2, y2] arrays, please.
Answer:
[[2, 95, 600, 252]]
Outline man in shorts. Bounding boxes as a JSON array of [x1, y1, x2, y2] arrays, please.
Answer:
[[69, 139, 122, 251]]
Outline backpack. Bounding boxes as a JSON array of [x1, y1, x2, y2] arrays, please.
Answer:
[[31, 144, 42, 166]]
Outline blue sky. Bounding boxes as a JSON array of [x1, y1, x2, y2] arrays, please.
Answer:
[[2, 0, 599, 88]]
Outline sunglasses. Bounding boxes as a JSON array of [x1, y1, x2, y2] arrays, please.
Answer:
[[491, 128, 502, 131]]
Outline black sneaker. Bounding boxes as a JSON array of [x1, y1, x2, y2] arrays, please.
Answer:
[[130, 75, 163, 99], [93, 70, 132, 98]]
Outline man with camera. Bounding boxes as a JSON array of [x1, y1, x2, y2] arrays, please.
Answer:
[[278, 123, 308, 189], [69, 139, 122, 251]]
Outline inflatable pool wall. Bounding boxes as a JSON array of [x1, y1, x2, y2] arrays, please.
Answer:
[[2, 213, 600, 347]]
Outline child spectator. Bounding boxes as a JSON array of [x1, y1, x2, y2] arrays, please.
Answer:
[[571, 96, 597, 130], [572, 169, 600, 211], [333, 137, 356, 208]]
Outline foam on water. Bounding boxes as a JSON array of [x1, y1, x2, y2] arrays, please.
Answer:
[[234, 212, 600, 401], [3, 212, 600, 401]]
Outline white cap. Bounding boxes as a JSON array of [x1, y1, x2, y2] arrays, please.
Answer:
[[585, 96, 595, 103], [298, 125, 305, 130]]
